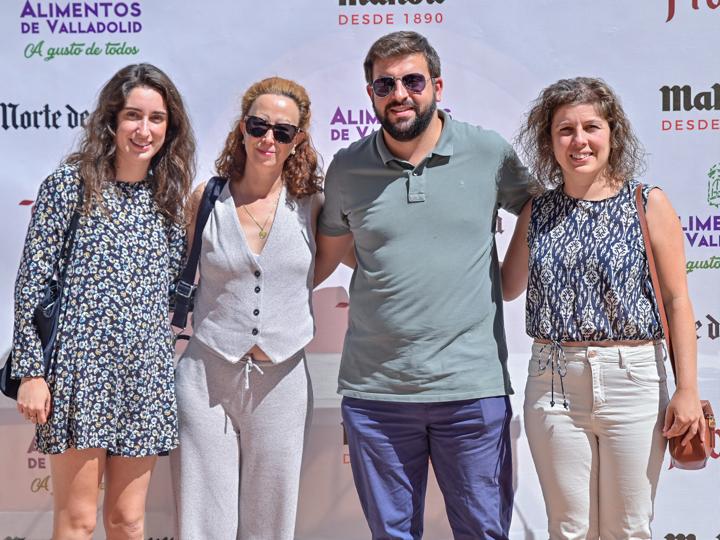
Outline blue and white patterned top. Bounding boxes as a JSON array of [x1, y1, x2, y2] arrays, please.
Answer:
[[526, 180, 663, 342]]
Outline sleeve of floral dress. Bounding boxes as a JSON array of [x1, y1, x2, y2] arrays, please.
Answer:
[[11, 165, 82, 378]]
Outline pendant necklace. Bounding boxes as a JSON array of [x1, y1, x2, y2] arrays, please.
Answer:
[[242, 185, 282, 239]]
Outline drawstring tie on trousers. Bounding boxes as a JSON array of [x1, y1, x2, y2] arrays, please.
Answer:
[[538, 341, 569, 409], [240, 354, 265, 390]]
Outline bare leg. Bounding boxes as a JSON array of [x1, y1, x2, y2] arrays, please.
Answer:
[[102, 455, 157, 540], [50, 448, 107, 540]]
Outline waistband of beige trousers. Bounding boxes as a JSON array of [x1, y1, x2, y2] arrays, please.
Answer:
[[533, 338, 661, 348]]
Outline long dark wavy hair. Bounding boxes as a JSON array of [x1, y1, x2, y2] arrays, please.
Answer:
[[215, 77, 323, 199], [67, 63, 196, 224], [515, 77, 645, 192]]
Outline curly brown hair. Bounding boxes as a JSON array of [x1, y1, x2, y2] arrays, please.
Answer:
[[515, 77, 645, 192], [67, 63, 196, 224], [215, 77, 322, 199]]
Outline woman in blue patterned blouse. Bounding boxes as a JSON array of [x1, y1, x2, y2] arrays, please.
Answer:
[[502, 77, 704, 539], [13, 64, 195, 539]]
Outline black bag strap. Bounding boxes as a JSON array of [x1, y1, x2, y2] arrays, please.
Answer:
[[54, 184, 85, 289], [57, 209, 82, 287], [171, 176, 227, 330]]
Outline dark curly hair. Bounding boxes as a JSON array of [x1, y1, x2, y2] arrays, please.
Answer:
[[363, 31, 441, 83], [215, 77, 323, 199], [515, 77, 645, 192], [67, 63, 196, 224]]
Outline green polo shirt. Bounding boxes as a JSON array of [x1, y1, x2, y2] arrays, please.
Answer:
[[319, 111, 531, 402]]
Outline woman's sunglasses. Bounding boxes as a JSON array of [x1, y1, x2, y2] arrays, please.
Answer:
[[370, 73, 432, 98], [244, 115, 300, 144]]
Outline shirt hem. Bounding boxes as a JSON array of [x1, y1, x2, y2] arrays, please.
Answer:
[[37, 439, 179, 457], [337, 386, 513, 403]]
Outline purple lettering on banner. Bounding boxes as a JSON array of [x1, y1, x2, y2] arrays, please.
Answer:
[[20, 1, 36, 17], [681, 215, 720, 232], [331, 107, 347, 124], [20, 21, 39, 33], [330, 107, 378, 126], [18, 0, 144, 39]]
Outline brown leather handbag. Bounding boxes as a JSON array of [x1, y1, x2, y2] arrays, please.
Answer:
[[635, 185, 716, 470]]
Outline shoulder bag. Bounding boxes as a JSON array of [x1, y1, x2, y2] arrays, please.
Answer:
[[634, 184, 716, 470], [0, 197, 82, 400]]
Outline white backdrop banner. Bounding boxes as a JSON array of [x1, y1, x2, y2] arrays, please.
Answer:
[[0, 0, 718, 539]]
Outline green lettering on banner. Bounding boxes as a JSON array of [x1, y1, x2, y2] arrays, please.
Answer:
[[23, 40, 139, 61], [23, 40, 44, 59], [708, 162, 720, 208]]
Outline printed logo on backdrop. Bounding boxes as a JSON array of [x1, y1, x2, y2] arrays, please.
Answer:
[[684, 163, 720, 275], [329, 105, 451, 143], [660, 83, 720, 133], [330, 106, 380, 143], [682, 162, 720, 255], [0, 102, 89, 130], [695, 313, 720, 342], [666, 0, 720, 22], [337, 0, 446, 27], [26, 436, 51, 494], [20, 1, 143, 61]]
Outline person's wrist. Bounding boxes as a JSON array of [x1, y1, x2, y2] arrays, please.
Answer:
[[673, 385, 699, 394]]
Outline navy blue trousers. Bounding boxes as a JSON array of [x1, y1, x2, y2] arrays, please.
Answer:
[[342, 395, 514, 540]]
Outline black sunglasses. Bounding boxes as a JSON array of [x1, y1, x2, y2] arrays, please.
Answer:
[[370, 73, 432, 98], [244, 115, 300, 144]]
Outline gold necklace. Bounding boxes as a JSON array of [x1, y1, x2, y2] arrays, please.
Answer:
[[242, 187, 282, 239]]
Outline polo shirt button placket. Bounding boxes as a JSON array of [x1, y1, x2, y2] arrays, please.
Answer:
[[407, 167, 426, 203]]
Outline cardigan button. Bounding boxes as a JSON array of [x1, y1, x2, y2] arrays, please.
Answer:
[[251, 328, 259, 336], [253, 309, 260, 316], [254, 270, 261, 278], [254, 286, 261, 293]]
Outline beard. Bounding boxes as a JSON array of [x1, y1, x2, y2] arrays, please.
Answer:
[[374, 94, 437, 142]]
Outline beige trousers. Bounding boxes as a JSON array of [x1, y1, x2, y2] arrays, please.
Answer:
[[524, 342, 669, 540]]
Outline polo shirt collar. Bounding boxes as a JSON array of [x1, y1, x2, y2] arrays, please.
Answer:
[[375, 109, 455, 165]]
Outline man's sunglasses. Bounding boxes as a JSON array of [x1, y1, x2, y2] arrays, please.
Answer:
[[370, 73, 433, 98], [244, 115, 300, 144]]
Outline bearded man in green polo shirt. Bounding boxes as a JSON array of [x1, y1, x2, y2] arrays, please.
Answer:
[[315, 30, 531, 540]]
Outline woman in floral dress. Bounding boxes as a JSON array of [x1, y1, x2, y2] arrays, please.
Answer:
[[12, 63, 195, 540]]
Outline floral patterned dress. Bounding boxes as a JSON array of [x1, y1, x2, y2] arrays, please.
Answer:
[[11, 164, 185, 456]]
